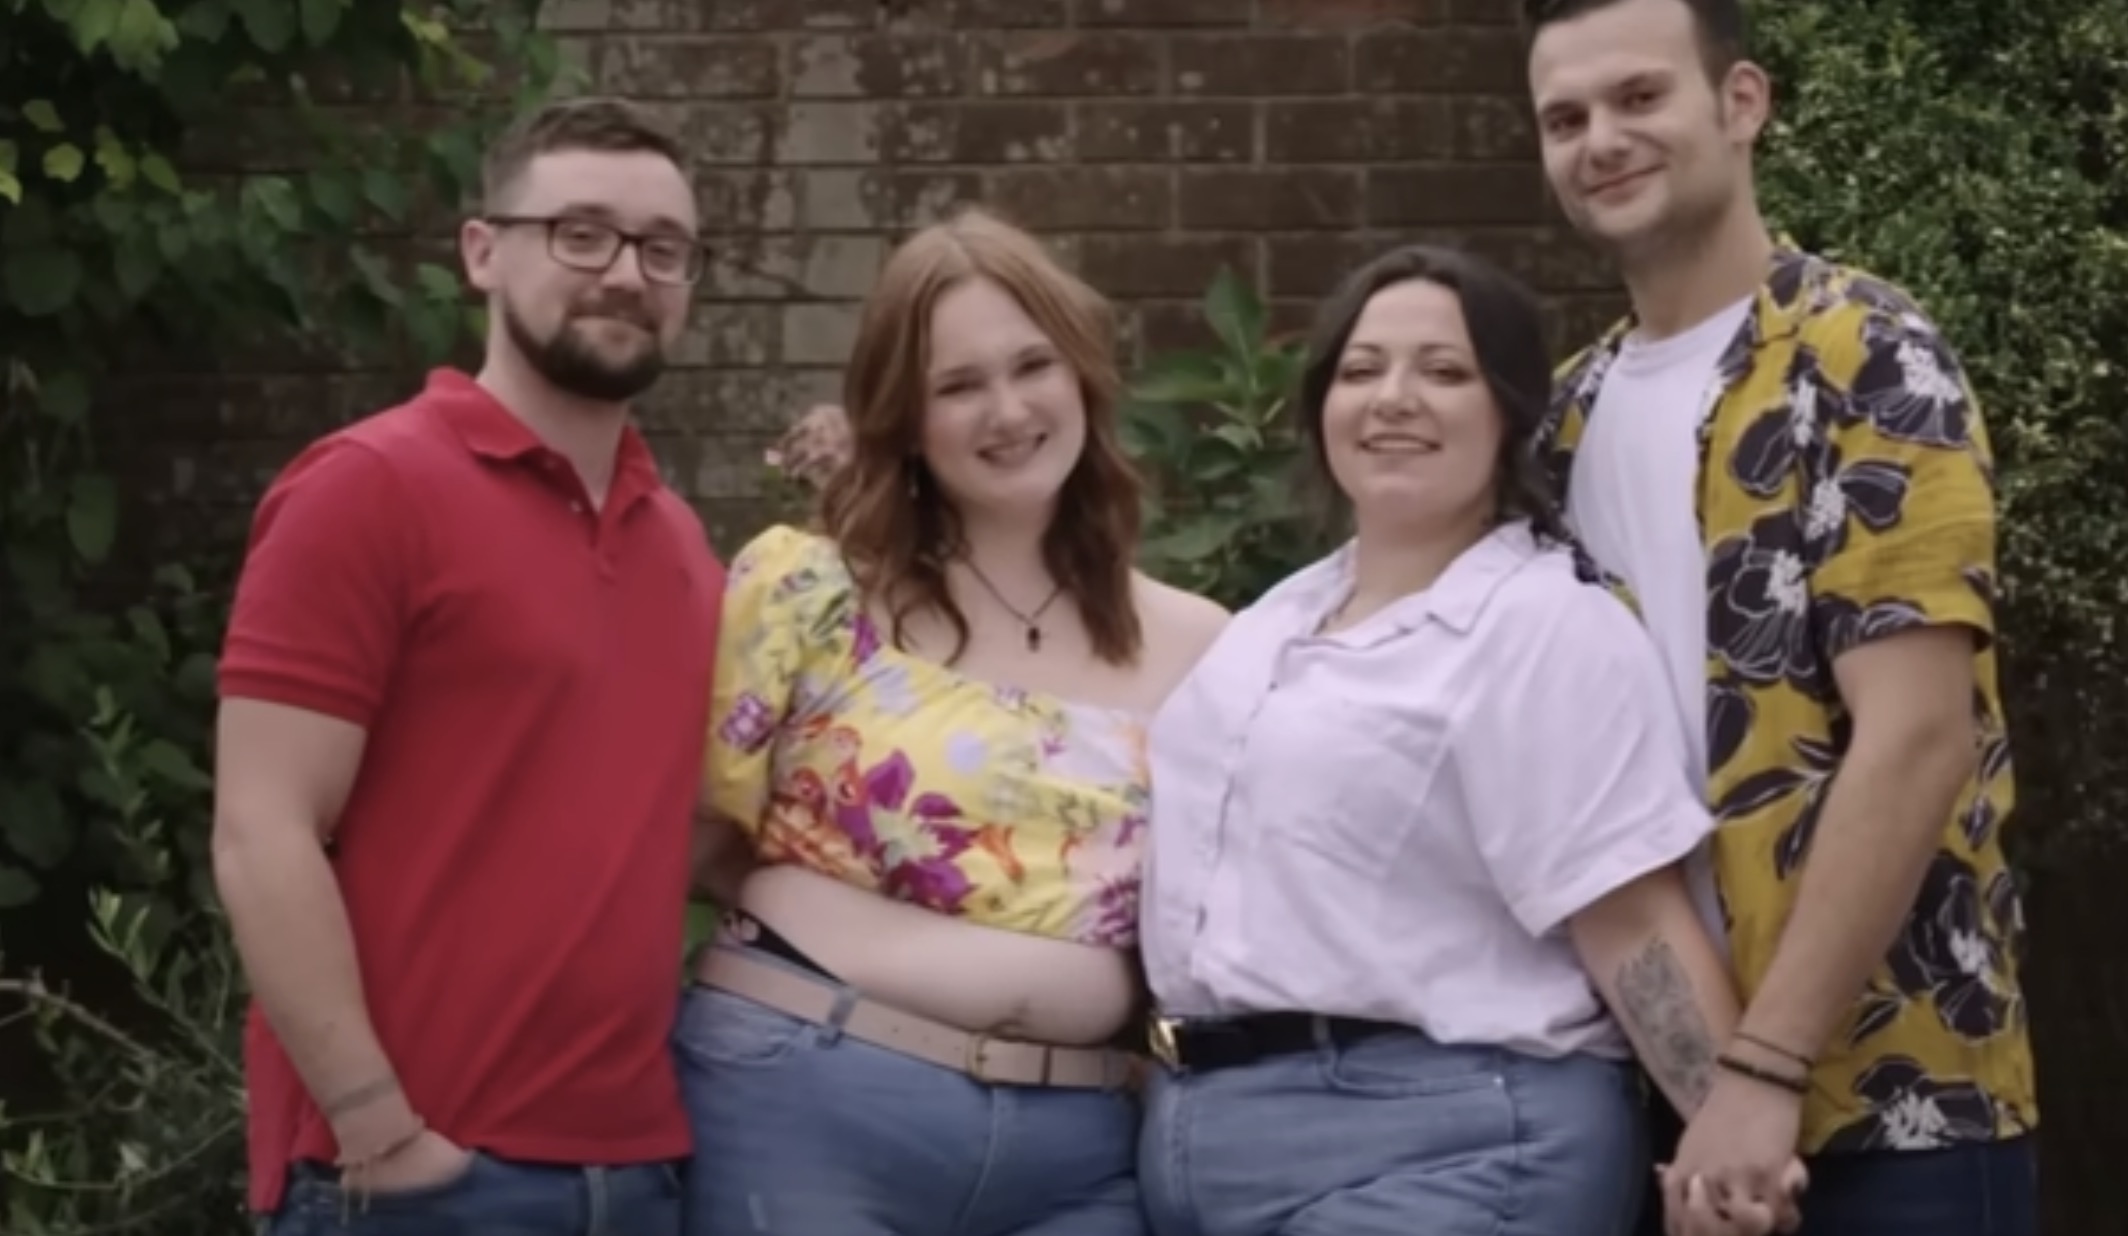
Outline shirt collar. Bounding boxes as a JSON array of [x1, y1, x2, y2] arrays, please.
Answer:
[[1296, 520, 1541, 642], [422, 367, 664, 495]]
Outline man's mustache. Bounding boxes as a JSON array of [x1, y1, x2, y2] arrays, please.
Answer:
[[568, 298, 655, 329]]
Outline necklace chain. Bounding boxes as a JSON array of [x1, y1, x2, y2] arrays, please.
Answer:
[[958, 557, 1064, 651]]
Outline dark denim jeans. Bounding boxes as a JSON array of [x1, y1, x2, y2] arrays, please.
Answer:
[[1633, 1090, 2038, 1236], [263, 1151, 683, 1236]]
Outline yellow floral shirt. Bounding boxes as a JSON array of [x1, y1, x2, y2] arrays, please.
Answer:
[[703, 525, 1152, 946], [1539, 247, 2038, 1153]]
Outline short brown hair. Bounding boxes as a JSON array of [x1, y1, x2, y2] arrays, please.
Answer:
[[820, 206, 1147, 667], [480, 96, 689, 210], [1520, 0, 1749, 81]]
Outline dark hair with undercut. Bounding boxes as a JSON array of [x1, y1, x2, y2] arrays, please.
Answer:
[[1519, 0, 1750, 82], [480, 96, 690, 211], [1296, 243, 1569, 543]]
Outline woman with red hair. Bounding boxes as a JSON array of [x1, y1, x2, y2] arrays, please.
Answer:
[[677, 206, 1226, 1235]]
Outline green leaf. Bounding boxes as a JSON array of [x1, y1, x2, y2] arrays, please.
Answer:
[[1204, 265, 1267, 365], [351, 247, 402, 305], [299, 0, 343, 45], [93, 127, 136, 186], [36, 370, 88, 424], [1129, 352, 1233, 406], [141, 739, 211, 790], [308, 169, 358, 225], [41, 143, 85, 182], [4, 248, 83, 317], [140, 153, 181, 193], [128, 604, 172, 663], [66, 472, 118, 563], [415, 262, 460, 302], [0, 865, 39, 909], [69, 0, 124, 52], [362, 168, 408, 222], [0, 139, 19, 205], [22, 99, 63, 133], [1144, 512, 1246, 564], [244, 175, 302, 231], [153, 561, 195, 593], [174, 650, 218, 700], [0, 783, 74, 869], [233, 0, 293, 52], [109, 0, 180, 73]]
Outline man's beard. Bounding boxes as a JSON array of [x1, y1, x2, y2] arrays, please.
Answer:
[[503, 296, 667, 404]]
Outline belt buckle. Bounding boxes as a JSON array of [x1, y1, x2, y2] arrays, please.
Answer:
[[1148, 1015, 1181, 1070], [964, 1032, 1004, 1084]]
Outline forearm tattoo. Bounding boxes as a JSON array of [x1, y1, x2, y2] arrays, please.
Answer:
[[1614, 937, 1718, 1111]]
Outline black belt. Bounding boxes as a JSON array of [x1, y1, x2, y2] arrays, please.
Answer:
[[1148, 1011, 1402, 1073]]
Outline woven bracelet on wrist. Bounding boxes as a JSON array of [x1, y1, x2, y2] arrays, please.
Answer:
[[1716, 1052, 1810, 1096]]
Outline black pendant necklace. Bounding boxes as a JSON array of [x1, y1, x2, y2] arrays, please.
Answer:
[[961, 558, 1064, 651]]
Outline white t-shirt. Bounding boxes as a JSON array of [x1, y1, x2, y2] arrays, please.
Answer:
[[1565, 295, 1753, 945]]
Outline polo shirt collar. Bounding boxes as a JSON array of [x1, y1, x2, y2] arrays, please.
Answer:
[[421, 367, 664, 497]]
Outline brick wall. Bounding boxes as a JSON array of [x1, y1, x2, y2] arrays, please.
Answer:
[[148, 0, 1625, 552]]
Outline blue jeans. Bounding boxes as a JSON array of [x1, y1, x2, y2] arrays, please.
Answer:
[[263, 1152, 682, 1235], [1792, 1136, 2039, 1235], [1139, 1025, 1647, 1236], [674, 976, 1145, 1235], [1631, 1085, 2037, 1235]]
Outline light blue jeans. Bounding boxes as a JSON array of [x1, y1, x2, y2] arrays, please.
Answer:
[[1138, 1023, 1647, 1236], [672, 950, 1145, 1236], [264, 1152, 681, 1235]]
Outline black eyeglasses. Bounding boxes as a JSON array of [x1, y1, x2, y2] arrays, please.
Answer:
[[486, 214, 710, 286]]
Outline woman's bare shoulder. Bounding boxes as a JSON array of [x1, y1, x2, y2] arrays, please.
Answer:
[[1131, 571, 1231, 678]]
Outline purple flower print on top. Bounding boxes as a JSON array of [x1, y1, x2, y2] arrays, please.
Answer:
[[718, 692, 778, 752], [851, 611, 882, 663]]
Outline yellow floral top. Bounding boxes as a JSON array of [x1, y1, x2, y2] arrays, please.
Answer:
[[1539, 247, 2038, 1153], [703, 525, 1151, 946]]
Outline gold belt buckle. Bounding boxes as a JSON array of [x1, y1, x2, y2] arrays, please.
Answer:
[[1148, 1015, 1180, 1070]]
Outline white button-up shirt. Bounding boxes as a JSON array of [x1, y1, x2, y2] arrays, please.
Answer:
[[1140, 521, 1714, 1060]]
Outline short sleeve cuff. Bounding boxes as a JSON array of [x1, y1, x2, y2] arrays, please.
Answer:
[[1507, 806, 1714, 938], [1811, 516, 1997, 660], [216, 666, 379, 727]]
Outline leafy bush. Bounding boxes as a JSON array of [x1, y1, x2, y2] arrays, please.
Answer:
[[0, 3, 566, 1230], [1748, 0, 2128, 860], [1121, 269, 1333, 610]]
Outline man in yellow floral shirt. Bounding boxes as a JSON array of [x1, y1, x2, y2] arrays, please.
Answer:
[[1523, 0, 2038, 1233]]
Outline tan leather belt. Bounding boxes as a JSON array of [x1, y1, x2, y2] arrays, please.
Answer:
[[696, 946, 1141, 1091]]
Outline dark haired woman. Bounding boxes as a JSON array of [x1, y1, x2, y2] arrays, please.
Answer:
[[676, 206, 1226, 1235], [1132, 244, 1793, 1236]]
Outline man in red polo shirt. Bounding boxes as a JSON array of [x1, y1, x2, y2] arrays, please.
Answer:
[[211, 95, 723, 1233]]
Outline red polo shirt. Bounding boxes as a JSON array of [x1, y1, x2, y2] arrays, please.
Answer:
[[218, 369, 723, 1213]]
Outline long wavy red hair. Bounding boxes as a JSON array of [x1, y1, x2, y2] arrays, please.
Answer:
[[819, 206, 1146, 666]]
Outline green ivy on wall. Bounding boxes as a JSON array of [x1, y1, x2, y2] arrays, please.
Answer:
[[0, 2, 572, 1230]]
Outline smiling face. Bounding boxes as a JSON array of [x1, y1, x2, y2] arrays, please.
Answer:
[[1527, 0, 1767, 261], [916, 275, 1088, 524], [1320, 278, 1504, 535], [462, 146, 699, 404]]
